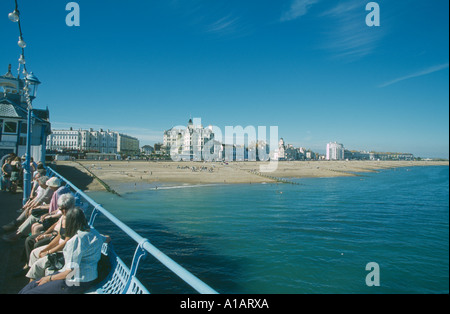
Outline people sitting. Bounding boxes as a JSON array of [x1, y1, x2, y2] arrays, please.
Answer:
[[2, 177, 70, 242], [31, 178, 72, 235], [17, 193, 76, 277], [24, 194, 76, 280], [1, 159, 113, 294], [22, 170, 47, 209], [19, 207, 110, 294], [14, 176, 53, 223]]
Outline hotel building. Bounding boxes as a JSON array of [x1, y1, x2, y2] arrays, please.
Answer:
[[326, 142, 345, 160], [163, 119, 218, 161], [47, 128, 139, 155]]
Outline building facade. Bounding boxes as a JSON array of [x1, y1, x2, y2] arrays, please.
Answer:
[[163, 119, 217, 161], [117, 133, 140, 155], [326, 142, 345, 160], [47, 128, 139, 155], [0, 65, 51, 162], [141, 145, 154, 155]]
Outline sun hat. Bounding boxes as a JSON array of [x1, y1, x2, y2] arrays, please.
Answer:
[[46, 177, 61, 188]]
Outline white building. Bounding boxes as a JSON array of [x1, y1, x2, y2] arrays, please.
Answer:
[[47, 129, 82, 152], [326, 142, 345, 160], [47, 128, 139, 155], [163, 119, 217, 161], [141, 145, 154, 155], [278, 138, 286, 160]]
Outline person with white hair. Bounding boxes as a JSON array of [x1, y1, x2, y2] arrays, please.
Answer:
[[16, 194, 76, 278], [22, 194, 76, 279]]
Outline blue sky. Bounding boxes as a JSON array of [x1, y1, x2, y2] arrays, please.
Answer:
[[1, 0, 448, 158]]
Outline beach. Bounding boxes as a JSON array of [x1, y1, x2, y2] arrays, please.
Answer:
[[51, 160, 449, 193]]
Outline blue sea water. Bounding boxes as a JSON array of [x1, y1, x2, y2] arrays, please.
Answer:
[[87, 165, 449, 294]]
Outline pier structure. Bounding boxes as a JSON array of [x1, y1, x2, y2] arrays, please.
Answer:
[[0, 168, 218, 294]]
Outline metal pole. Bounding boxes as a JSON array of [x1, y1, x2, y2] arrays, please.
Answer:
[[23, 106, 32, 205]]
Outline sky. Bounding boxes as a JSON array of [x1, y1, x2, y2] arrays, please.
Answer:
[[1, 0, 448, 158]]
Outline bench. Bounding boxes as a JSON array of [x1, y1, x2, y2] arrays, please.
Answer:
[[85, 242, 149, 294]]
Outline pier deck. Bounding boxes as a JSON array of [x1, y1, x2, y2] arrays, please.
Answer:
[[0, 191, 29, 294]]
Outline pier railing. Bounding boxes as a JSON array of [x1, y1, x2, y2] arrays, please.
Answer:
[[46, 166, 218, 294]]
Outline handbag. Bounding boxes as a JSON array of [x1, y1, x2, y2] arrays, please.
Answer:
[[42, 217, 59, 231], [31, 208, 48, 218], [45, 252, 65, 272]]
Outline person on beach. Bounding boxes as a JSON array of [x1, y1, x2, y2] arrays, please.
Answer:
[[19, 208, 109, 294]]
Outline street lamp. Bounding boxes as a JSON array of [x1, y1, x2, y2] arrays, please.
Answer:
[[25, 72, 40, 99], [8, 9, 19, 23], [22, 72, 41, 204]]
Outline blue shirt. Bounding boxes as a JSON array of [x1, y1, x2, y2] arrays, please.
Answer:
[[63, 228, 106, 284]]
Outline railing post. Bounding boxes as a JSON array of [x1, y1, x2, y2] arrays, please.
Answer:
[[88, 205, 101, 227], [122, 239, 150, 294]]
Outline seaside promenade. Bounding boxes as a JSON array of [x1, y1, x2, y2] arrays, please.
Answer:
[[0, 191, 29, 294]]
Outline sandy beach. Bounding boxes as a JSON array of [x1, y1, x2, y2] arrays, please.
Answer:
[[51, 160, 449, 194]]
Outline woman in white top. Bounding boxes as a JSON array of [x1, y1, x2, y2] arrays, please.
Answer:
[[20, 207, 109, 294]]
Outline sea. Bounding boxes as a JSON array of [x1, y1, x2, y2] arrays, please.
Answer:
[[86, 165, 449, 294]]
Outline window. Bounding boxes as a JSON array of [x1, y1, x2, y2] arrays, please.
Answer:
[[4, 121, 17, 134], [21, 123, 28, 134]]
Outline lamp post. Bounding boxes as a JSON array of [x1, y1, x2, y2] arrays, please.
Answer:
[[22, 72, 40, 205], [7, 0, 41, 204]]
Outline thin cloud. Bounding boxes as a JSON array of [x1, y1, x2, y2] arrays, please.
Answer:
[[206, 15, 240, 34], [320, 1, 384, 60], [320, 1, 360, 17], [379, 63, 449, 87], [281, 0, 320, 22]]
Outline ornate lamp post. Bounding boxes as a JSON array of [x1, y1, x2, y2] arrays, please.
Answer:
[[22, 72, 40, 203], [6, 0, 43, 204]]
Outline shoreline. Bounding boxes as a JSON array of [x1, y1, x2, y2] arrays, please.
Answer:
[[51, 160, 449, 194]]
